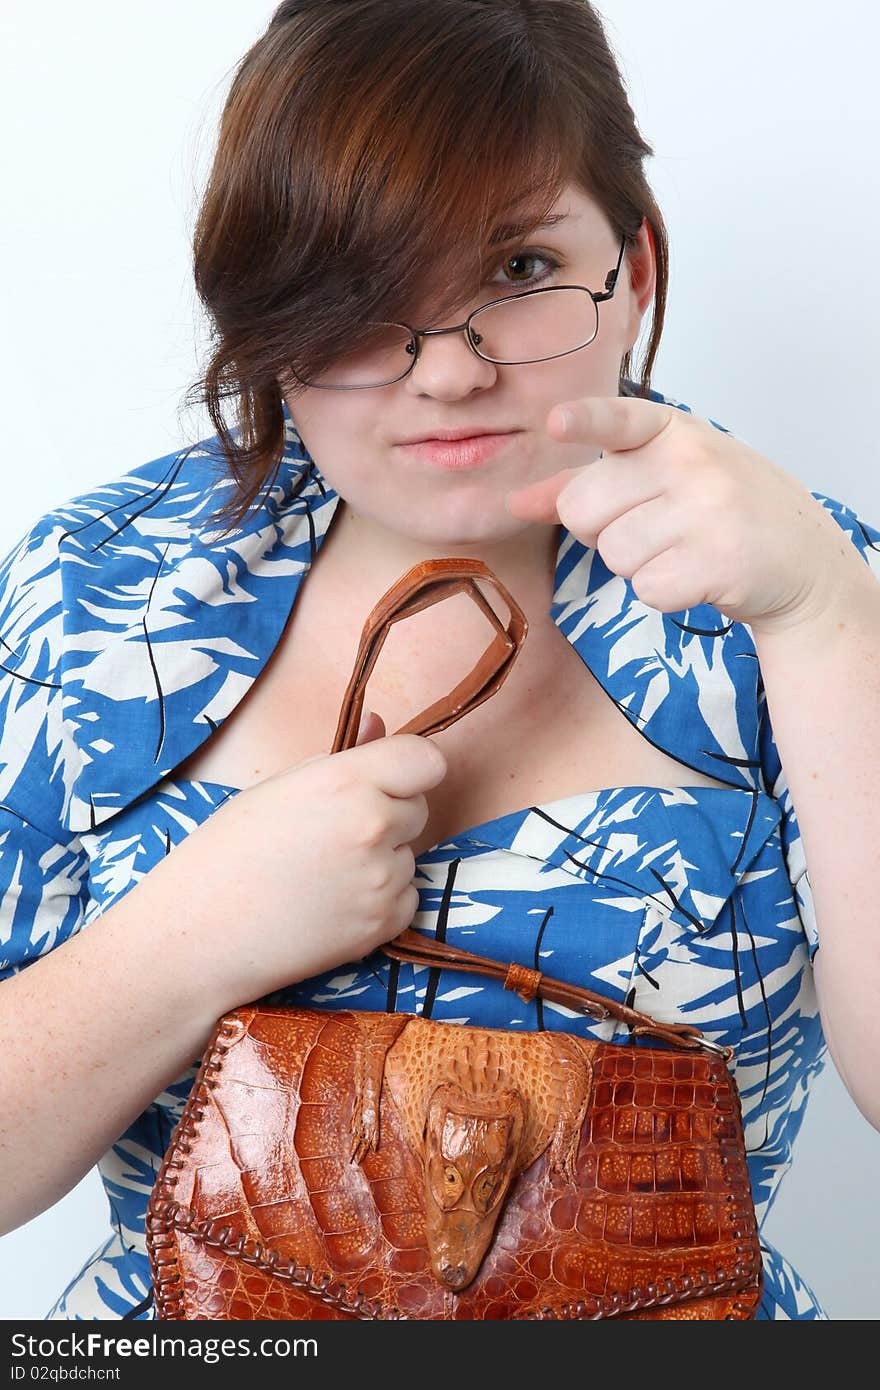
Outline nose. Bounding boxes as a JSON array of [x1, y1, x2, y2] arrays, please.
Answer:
[[405, 323, 498, 397], [439, 1262, 470, 1290]]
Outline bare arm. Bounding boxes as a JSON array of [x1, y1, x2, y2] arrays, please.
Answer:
[[0, 837, 234, 1238], [752, 553, 880, 1131]]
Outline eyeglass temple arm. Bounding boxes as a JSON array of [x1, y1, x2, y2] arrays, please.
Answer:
[[593, 233, 628, 302]]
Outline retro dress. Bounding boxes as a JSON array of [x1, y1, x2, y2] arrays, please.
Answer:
[[1, 383, 878, 1320]]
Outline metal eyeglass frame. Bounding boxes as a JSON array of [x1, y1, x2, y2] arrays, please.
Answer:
[[299, 233, 628, 389]]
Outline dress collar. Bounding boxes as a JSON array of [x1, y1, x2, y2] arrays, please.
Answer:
[[60, 387, 764, 835]]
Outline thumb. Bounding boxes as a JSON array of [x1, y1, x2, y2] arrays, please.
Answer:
[[355, 705, 387, 745]]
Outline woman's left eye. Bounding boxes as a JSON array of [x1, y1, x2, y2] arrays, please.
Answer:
[[489, 250, 561, 289]]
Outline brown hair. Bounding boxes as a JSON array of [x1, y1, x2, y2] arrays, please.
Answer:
[[181, 0, 669, 535]]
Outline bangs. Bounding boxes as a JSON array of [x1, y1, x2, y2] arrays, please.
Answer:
[[195, 1, 587, 392]]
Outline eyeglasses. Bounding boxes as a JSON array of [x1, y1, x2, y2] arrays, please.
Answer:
[[293, 234, 627, 390]]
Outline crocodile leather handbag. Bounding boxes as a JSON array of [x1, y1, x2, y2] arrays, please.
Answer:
[[146, 558, 762, 1320]]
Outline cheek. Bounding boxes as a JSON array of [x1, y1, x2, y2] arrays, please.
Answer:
[[284, 394, 378, 469], [562, 351, 626, 397], [529, 351, 625, 418]]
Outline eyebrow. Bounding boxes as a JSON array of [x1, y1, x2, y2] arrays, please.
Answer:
[[488, 212, 575, 244]]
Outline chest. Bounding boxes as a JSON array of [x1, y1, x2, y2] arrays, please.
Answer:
[[172, 569, 731, 858]]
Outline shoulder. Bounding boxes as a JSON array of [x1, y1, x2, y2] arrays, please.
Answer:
[[0, 506, 67, 670], [0, 437, 222, 680], [0, 506, 71, 837], [46, 434, 233, 553], [0, 413, 326, 837], [0, 433, 238, 827], [0, 419, 265, 622], [2, 432, 230, 566]]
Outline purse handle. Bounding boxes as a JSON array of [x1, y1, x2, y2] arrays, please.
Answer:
[[331, 557, 732, 1064], [330, 556, 527, 753], [383, 929, 733, 1061]]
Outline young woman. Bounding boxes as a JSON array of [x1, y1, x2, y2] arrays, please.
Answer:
[[1, 0, 878, 1320]]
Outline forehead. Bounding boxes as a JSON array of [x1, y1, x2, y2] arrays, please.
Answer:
[[491, 181, 607, 244]]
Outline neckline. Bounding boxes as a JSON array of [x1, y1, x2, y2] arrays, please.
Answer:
[[157, 773, 765, 859]]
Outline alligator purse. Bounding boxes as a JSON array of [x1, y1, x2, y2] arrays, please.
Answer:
[[146, 557, 763, 1320]]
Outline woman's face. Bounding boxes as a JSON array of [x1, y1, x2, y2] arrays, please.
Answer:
[[278, 182, 655, 550]]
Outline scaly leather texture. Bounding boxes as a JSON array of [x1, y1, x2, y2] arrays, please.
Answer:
[[146, 559, 760, 1319], [147, 1007, 762, 1320]]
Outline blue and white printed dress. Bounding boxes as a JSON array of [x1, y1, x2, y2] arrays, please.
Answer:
[[2, 383, 878, 1320]]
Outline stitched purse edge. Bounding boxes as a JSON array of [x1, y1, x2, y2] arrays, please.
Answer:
[[145, 1010, 763, 1321], [146, 1193, 763, 1320], [147, 1010, 256, 1319]]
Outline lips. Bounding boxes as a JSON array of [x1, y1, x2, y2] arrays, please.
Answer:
[[398, 428, 515, 444], [398, 432, 517, 470]]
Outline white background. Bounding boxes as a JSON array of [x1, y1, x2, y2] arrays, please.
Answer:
[[1, 0, 878, 1319]]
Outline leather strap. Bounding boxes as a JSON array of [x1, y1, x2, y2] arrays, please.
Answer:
[[331, 557, 732, 1064], [381, 929, 734, 1061], [330, 558, 528, 753]]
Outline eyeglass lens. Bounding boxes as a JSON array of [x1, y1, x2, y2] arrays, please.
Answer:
[[299, 287, 599, 388]]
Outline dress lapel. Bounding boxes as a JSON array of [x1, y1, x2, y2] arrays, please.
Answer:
[[550, 526, 762, 795], [62, 416, 338, 834]]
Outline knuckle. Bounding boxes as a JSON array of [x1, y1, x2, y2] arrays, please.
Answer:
[[365, 859, 394, 893], [355, 811, 390, 849], [605, 396, 629, 428], [363, 900, 391, 936]]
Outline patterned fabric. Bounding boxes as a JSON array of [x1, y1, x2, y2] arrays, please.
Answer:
[[2, 382, 878, 1321]]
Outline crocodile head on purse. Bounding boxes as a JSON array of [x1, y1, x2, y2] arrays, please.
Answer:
[[354, 1016, 597, 1292], [423, 1082, 525, 1290]]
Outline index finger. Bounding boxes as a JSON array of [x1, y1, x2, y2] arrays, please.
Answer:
[[550, 395, 676, 451]]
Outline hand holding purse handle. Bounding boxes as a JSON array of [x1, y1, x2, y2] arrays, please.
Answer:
[[330, 556, 733, 1064]]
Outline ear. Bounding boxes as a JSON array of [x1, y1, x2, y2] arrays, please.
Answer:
[[623, 217, 657, 348]]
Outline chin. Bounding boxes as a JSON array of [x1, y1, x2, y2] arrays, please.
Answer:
[[420, 514, 527, 548]]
